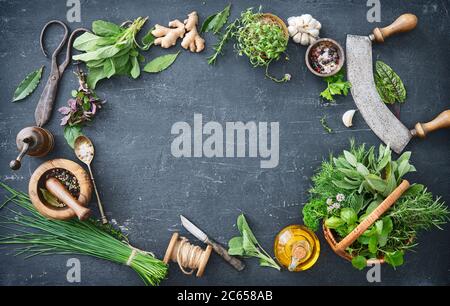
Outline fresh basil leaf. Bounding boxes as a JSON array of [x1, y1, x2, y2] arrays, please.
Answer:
[[201, 4, 231, 34], [64, 124, 83, 149], [130, 56, 140, 79], [143, 52, 180, 73], [368, 235, 378, 253], [325, 216, 345, 229], [385, 250, 404, 268], [12, 66, 44, 102], [340, 208, 357, 225], [351, 256, 367, 270], [92, 20, 122, 37]]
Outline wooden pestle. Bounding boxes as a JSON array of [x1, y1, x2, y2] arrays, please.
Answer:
[[45, 177, 91, 221]]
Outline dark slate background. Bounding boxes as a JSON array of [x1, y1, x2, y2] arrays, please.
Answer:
[[0, 0, 449, 286]]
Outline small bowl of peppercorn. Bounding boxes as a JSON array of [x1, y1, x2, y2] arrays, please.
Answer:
[[305, 38, 345, 77]]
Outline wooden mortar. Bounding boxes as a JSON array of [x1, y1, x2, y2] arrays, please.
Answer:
[[29, 159, 92, 220]]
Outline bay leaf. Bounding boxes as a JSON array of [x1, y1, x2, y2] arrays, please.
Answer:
[[12, 66, 44, 102], [143, 52, 180, 73]]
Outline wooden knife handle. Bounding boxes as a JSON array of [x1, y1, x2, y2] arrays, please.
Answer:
[[208, 239, 246, 271], [412, 110, 450, 138], [45, 177, 91, 221], [372, 13, 418, 43]]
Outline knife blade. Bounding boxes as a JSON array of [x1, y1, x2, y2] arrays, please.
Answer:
[[180, 215, 245, 271]]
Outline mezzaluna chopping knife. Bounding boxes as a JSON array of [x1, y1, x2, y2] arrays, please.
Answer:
[[180, 215, 245, 271], [346, 13, 450, 154]]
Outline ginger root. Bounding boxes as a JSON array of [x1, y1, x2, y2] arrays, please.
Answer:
[[181, 11, 205, 53], [152, 19, 186, 48]]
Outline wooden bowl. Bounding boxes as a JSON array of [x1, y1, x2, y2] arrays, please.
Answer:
[[29, 159, 92, 220], [260, 13, 289, 38], [305, 38, 345, 77]]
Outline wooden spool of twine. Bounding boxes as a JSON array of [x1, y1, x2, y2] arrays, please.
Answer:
[[164, 232, 212, 277], [323, 180, 410, 265]]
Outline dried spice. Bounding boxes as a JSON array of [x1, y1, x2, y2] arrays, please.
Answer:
[[309, 41, 340, 74], [43, 168, 80, 201]]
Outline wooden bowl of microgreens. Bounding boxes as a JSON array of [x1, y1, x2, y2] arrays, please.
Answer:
[[29, 159, 92, 220]]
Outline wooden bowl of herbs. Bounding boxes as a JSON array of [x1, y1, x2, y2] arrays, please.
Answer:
[[29, 159, 92, 221]]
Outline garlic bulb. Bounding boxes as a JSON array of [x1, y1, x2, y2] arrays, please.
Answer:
[[287, 14, 321, 46], [342, 110, 357, 128]]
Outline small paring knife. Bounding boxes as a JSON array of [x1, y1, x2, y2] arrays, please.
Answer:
[[180, 215, 245, 271]]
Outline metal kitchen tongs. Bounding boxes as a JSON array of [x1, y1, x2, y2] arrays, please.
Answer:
[[35, 20, 89, 127]]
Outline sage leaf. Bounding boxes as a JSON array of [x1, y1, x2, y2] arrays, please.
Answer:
[[365, 174, 387, 192], [12, 66, 44, 102], [64, 124, 83, 149], [375, 61, 406, 104], [92, 20, 122, 37], [343, 150, 357, 167], [143, 52, 180, 73], [201, 4, 231, 34]]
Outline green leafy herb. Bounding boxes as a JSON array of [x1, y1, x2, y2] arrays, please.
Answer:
[[320, 115, 333, 133], [0, 183, 167, 286], [12, 66, 44, 102], [320, 69, 351, 102], [228, 214, 280, 270], [73, 17, 149, 88], [201, 4, 231, 34], [143, 52, 180, 73], [302, 141, 449, 269], [64, 124, 83, 149], [207, 7, 289, 82], [374, 61, 406, 104], [351, 255, 367, 270]]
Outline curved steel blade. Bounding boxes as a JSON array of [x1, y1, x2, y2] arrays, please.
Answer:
[[346, 35, 412, 154]]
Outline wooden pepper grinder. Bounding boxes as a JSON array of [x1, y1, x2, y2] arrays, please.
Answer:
[[10, 127, 54, 170]]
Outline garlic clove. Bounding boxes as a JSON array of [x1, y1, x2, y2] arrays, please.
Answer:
[[287, 17, 296, 25], [309, 29, 320, 37], [293, 32, 303, 43], [302, 14, 312, 24], [342, 110, 357, 128], [288, 25, 298, 36], [300, 33, 310, 45]]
